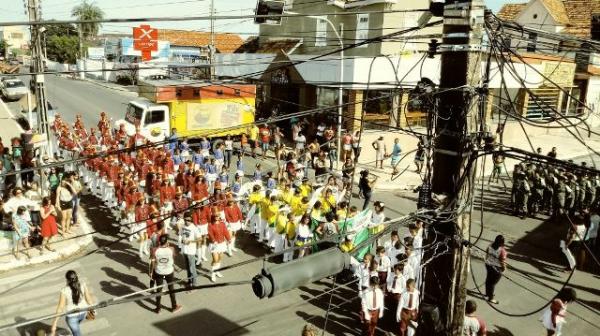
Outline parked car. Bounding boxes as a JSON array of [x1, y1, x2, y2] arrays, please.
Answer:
[[18, 101, 57, 130], [1, 78, 28, 101]]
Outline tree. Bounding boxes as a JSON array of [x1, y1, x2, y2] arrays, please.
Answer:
[[0, 40, 10, 57], [46, 35, 79, 64], [43, 23, 80, 63], [71, 0, 104, 57]]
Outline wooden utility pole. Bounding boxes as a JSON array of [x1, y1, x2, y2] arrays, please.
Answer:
[[418, 0, 485, 335]]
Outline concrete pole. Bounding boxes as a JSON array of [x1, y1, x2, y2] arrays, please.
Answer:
[[336, 23, 344, 171]]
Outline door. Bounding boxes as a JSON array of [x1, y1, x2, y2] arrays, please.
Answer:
[[143, 106, 169, 141]]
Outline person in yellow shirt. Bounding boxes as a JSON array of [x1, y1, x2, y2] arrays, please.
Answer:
[[247, 185, 263, 235], [258, 191, 272, 241], [292, 196, 309, 218], [339, 235, 354, 253], [336, 201, 349, 221], [299, 178, 312, 198], [319, 188, 336, 214], [265, 196, 279, 246], [283, 213, 297, 262], [248, 124, 259, 157], [273, 207, 289, 254], [311, 201, 323, 223], [280, 183, 294, 205]]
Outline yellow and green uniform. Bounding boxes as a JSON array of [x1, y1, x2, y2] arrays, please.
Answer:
[[266, 202, 279, 227], [336, 208, 349, 220], [285, 220, 297, 241], [260, 198, 271, 220], [281, 189, 293, 205], [275, 214, 288, 234], [299, 184, 312, 198], [319, 195, 336, 214], [339, 241, 354, 253], [248, 192, 263, 210], [249, 125, 259, 141], [310, 208, 322, 222]]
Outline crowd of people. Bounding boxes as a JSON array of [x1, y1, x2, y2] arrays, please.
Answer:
[[0, 110, 591, 336]]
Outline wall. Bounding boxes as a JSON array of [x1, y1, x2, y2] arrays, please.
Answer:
[[514, 0, 561, 33]]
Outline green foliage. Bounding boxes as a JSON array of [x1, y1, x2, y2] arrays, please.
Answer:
[[0, 40, 10, 57], [71, 1, 105, 40], [46, 35, 79, 64]]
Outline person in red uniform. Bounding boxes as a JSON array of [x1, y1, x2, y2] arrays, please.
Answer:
[[208, 214, 231, 282], [192, 204, 211, 264], [192, 176, 209, 202], [97, 111, 110, 134], [224, 200, 243, 255], [129, 125, 146, 148], [135, 198, 150, 257]]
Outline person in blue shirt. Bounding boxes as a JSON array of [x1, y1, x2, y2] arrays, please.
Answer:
[[193, 148, 204, 168], [219, 169, 229, 188], [390, 138, 402, 175], [168, 128, 178, 154], [172, 148, 183, 166], [253, 164, 263, 182], [200, 137, 211, 157], [214, 143, 225, 173], [231, 174, 242, 195], [266, 171, 276, 191], [236, 157, 244, 178]]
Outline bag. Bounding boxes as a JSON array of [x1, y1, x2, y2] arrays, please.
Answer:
[[86, 309, 96, 320], [29, 228, 43, 247]]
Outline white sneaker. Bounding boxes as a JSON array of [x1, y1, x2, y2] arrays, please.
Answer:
[[201, 256, 208, 262], [216, 272, 224, 278], [210, 273, 216, 282], [232, 247, 238, 252], [196, 259, 201, 266]]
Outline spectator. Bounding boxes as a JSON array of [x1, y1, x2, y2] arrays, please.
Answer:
[[50, 270, 95, 336], [352, 130, 362, 162], [390, 138, 402, 175], [547, 147, 557, 159], [259, 124, 271, 159], [40, 196, 58, 252], [150, 234, 183, 313], [55, 176, 74, 236], [463, 300, 487, 336], [295, 132, 307, 155], [224, 135, 234, 169], [3, 187, 36, 222], [372, 136, 387, 169], [484, 235, 507, 304], [25, 181, 43, 227], [414, 139, 425, 174], [541, 288, 577, 336], [12, 205, 33, 259], [358, 170, 377, 210]]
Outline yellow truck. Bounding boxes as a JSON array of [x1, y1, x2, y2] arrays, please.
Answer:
[[115, 79, 256, 142]]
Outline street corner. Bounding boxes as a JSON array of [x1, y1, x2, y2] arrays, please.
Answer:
[[0, 215, 93, 273]]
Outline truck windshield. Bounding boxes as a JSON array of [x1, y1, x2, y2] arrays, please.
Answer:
[[125, 104, 144, 124], [6, 81, 24, 88]]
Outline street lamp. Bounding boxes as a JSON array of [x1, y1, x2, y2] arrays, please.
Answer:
[[289, 13, 344, 171]]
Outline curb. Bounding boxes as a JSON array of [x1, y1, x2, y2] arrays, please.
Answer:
[[80, 77, 137, 95], [0, 212, 94, 273]]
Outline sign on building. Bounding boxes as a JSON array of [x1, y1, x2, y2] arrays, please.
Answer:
[[133, 25, 158, 61]]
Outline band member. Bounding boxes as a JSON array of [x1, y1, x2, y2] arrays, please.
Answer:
[[396, 278, 419, 336], [360, 276, 384, 336], [224, 200, 243, 256], [208, 214, 231, 282]]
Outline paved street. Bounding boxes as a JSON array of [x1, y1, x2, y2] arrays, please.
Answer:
[[0, 77, 598, 336], [6, 74, 134, 128]]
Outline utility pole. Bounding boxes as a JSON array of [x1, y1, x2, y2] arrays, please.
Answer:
[[209, 0, 215, 80], [418, 1, 484, 335], [27, 0, 52, 157]]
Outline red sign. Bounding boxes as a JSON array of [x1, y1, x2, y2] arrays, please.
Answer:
[[133, 25, 158, 61]]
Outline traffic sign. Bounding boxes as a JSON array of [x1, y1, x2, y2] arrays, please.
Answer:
[[132, 25, 158, 61]]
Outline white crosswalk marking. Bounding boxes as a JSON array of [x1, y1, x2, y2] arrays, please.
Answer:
[[0, 263, 113, 336]]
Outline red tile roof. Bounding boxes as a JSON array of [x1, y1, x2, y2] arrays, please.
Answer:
[[157, 29, 244, 53]]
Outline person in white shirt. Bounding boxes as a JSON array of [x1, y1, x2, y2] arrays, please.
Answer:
[[360, 276, 384, 336], [150, 235, 182, 314], [384, 231, 400, 255], [356, 253, 373, 291], [375, 246, 391, 290], [50, 270, 95, 336], [179, 213, 201, 288], [3, 187, 36, 222], [387, 263, 407, 301], [25, 182, 43, 227], [463, 300, 487, 336], [397, 278, 420, 336], [405, 246, 420, 277]]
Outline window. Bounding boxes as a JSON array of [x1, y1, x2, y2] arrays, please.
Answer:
[[145, 110, 165, 125], [125, 104, 144, 124], [527, 32, 537, 52], [284, 0, 293, 10], [592, 14, 600, 41], [356, 13, 369, 47], [315, 16, 328, 47], [10, 32, 23, 39]]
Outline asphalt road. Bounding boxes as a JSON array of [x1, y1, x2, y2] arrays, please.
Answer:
[[0, 77, 598, 336], [6, 74, 134, 129]]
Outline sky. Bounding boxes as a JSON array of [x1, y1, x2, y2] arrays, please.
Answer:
[[0, 0, 523, 38]]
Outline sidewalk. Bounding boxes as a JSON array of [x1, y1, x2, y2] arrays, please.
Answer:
[[0, 97, 94, 273], [0, 211, 93, 272], [355, 121, 600, 191]]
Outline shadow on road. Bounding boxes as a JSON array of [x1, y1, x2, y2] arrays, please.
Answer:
[[153, 309, 251, 336]]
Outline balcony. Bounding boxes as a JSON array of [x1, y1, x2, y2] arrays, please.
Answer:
[[327, 0, 397, 9]]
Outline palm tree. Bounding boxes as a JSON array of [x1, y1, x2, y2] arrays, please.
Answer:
[[71, 0, 104, 57]]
